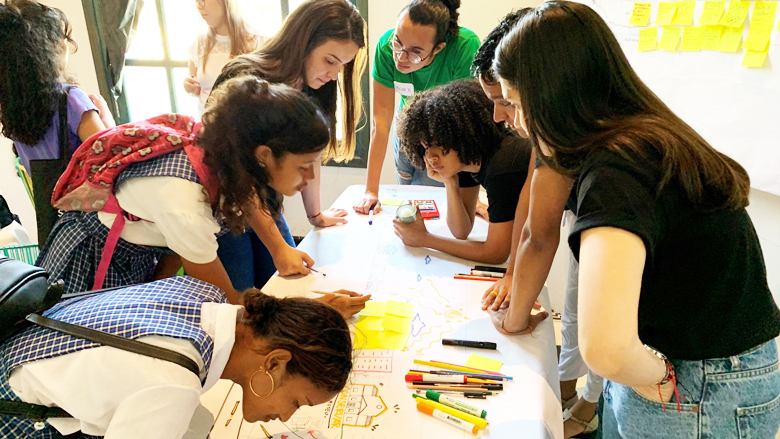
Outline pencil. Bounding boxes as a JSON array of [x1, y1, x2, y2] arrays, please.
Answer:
[[454, 275, 497, 282], [259, 424, 272, 439], [413, 359, 504, 376]]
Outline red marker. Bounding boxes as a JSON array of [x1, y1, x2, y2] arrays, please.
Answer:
[[405, 373, 466, 383]]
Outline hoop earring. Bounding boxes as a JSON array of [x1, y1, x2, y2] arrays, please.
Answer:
[[249, 368, 275, 398]]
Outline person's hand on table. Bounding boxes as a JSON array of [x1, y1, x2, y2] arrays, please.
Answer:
[[482, 276, 544, 311], [309, 208, 349, 227], [354, 191, 381, 214], [271, 245, 314, 276], [314, 290, 371, 318], [393, 209, 428, 247], [489, 306, 548, 336], [476, 199, 489, 221]]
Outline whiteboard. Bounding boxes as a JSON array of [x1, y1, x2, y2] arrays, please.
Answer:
[[577, 0, 780, 196]]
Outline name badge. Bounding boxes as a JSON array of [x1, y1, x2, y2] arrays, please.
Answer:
[[394, 81, 414, 96]]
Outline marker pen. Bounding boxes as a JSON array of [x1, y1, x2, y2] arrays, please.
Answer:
[[416, 401, 479, 435], [442, 339, 497, 350], [368, 206, 374, 225], [470, 270, 504, 278], [422, 390, 487, 418], [405, 373, 466, 383], [416, 397, 488, 429], [415, 389, 487, 399], [473, 265, 507, 273]]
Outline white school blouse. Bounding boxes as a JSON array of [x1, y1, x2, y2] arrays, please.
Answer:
[[9, 302, 241, 439], [97, 176, 221, 264]]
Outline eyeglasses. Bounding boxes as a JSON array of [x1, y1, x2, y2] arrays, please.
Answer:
[[391, 36, 434, 65]]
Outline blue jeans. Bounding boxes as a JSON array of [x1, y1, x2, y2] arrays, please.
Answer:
[[602, 341, 780, 438], [216, 214, 295, 290], [391, 114, 444, 187]]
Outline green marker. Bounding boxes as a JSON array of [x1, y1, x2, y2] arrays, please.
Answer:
[[413, 391, 487, 419]]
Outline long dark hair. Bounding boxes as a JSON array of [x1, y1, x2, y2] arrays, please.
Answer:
[[198, 0, 259, 71], [472, 9, 530, 84], [199, 77, 330, 230], [215, 0, 366, 163], [242, 289, 352, 393], [0, 0, 77, 145], [495, 1, 750, 210], [398, 80, 505, 169], [403, 0, 461, 44]]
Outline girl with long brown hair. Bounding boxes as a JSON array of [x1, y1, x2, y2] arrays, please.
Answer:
[[183, 0, 262, 118], [209, 0, 367, 290], [494, 2, 780, 436]]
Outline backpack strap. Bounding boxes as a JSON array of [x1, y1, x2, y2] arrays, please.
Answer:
[[58, 86, 72, 163], [91, 196, 126, 291]]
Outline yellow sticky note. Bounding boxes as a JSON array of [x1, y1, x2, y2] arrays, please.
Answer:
[[672, 1, 695, 25], [385, 300, 414, 318], [630, 2, 652, 26], [381, 314, 411, 333], [357, 315, 385, 331], [742, 49, 769, 67], [751, 1, 778, 28], [743, 27, 773, 51], [465, 354, 504, 373], [353, 328, 409, 350], [702, 25, 724, 50], [656, 2, 678, 25], [382, 198, 404, 206], [699, 1, 726, 25], [361, 301, 386, 317], [719, 1, 750, 27], [681, 26, 703, 51], [638, 27, 659, 51], [659, 26, 682, 51], [718, 25, 743, 51]]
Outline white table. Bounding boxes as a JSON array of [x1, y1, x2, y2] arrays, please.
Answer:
[[202, 185, 562, 439]]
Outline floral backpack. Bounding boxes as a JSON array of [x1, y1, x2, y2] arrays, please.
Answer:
[[50, 113, 218, 290]]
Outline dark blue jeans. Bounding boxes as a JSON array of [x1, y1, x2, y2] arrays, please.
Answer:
[[216, 214, 295, 290]]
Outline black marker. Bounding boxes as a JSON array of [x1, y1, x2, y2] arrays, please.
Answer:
[[473, 265, 507, 274], [442, 339, 497, 350]]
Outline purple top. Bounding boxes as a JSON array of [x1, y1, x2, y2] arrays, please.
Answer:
[[13, 84, 98, 171]]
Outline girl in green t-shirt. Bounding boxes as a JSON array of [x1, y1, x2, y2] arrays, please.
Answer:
[[353, 0, 480, 215]]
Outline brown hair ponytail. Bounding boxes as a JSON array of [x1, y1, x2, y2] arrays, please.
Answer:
[[403, 0, 461, 44]]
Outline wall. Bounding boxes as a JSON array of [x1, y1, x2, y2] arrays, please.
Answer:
[[0, 0, 777, 314]]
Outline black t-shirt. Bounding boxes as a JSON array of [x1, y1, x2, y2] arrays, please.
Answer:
[[568, 150, 780, 360], [458, 132, 532, 223]]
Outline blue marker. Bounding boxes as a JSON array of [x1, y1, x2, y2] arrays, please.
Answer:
[[368, 206, 374, 225]]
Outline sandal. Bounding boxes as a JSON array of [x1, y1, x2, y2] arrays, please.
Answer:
[[562, 394, 579, 411], [563, 408, 599, 435]]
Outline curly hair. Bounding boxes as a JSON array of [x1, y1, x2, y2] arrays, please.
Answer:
[[403, 0, 461, 44], [0, 0, 77, 145], [397, 79, 506, 170], [472, 9, 530, 84], [199, 76, 330, 231], [241, 288, 353, 393]]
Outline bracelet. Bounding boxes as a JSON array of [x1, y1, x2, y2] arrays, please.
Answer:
[[501, 317, 530, 334], [307, 212, 322, 223], [644, 344, 673, 384]]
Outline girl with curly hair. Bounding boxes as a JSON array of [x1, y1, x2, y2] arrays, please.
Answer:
[[37, 76, 369, 316], [0, 0, 115, 243], [393, 79, 533, 265], [496, 2, 780, 436], [208, 0, 367, 290], [183, 0, 264, 119]]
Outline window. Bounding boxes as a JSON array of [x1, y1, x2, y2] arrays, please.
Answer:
[[84, 0, 369, 167]]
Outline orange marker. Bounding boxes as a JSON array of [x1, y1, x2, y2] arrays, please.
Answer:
[[416, 402, 478, 435]]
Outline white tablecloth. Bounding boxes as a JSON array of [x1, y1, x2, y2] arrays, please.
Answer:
[[202, 185, 562, 439]]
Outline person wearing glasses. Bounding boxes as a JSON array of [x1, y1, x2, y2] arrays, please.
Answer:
[[353, 0, 480, 214]]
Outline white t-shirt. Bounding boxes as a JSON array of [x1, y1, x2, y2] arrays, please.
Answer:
[[188, 33, 264, 118], [96, 176, 221, 264], [9, 302, 241, 439]]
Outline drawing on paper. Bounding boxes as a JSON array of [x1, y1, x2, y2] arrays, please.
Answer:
[[354, 349, 394, 373]]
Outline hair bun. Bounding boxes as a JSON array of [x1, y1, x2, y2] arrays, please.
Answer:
[[440, 0, 461, 13], [243, 289, 282, 331]]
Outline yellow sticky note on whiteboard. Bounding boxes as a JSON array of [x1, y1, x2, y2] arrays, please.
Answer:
[[638, 27, 658, 51], [630, 2, 652, 26], [718, 25, 743, 52], [385, 300, 414, 318], [702, 25, 724, 50], [719, 1, 750, 27], [750, 1, 778, 28], [743, 27, 772, 51], [659, 26, 682, 51], [672, 1, 696, 25], [680, 26, 703, 51], [699, 1, 726, 25], [742, 50, 768, 68], [466, 354, 503, 373], [656, 2, 678, 26]]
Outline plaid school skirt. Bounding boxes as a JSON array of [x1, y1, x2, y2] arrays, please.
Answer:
[[36, 211, 168, 294]]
